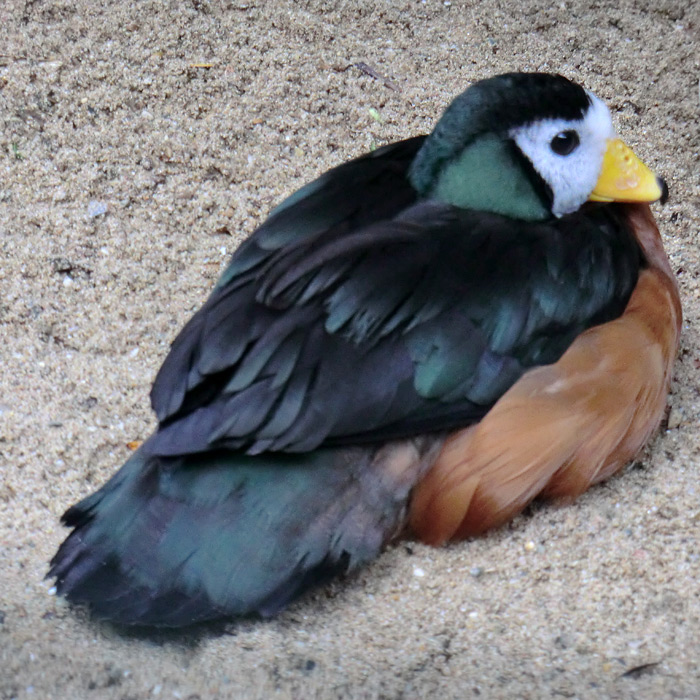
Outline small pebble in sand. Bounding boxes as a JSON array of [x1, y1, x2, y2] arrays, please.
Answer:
[[667, 407, 682, 429], [87, 200, 108, 218]]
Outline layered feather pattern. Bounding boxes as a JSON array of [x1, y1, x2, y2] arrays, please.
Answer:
[[149, 180, 641, 458]]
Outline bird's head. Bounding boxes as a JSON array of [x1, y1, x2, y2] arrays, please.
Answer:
[[409, 72, 667, 221]]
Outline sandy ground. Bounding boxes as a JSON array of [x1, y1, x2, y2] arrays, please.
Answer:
[[1, 0, 699, 697]]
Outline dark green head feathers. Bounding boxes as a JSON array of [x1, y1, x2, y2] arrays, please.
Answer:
[[410, 74, 591, 192], [410, 73, 607, 221]]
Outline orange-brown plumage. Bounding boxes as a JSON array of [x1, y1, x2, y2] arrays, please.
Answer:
[[411, 203, 681, 544]]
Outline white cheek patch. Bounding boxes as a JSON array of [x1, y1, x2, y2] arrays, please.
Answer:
[[509, 92, 616, 217]]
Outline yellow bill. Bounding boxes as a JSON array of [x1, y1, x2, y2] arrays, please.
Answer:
[[589, 138, 667, 204]]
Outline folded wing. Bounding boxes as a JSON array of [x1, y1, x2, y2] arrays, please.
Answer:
[[149, 201, 641, 457]]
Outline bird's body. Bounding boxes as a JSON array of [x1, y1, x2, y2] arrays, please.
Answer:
[[50, 73, 680, 626]]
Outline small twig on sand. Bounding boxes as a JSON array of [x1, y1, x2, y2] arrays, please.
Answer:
[[335, 61, 400, 92]]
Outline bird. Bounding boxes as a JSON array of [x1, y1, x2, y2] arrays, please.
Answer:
[[49, 72, 680, 627]]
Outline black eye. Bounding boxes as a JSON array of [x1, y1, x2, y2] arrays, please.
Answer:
[[550, 130, 580, 156]]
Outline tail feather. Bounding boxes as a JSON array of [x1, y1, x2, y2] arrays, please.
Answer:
[[49, 436, 442, 626]]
